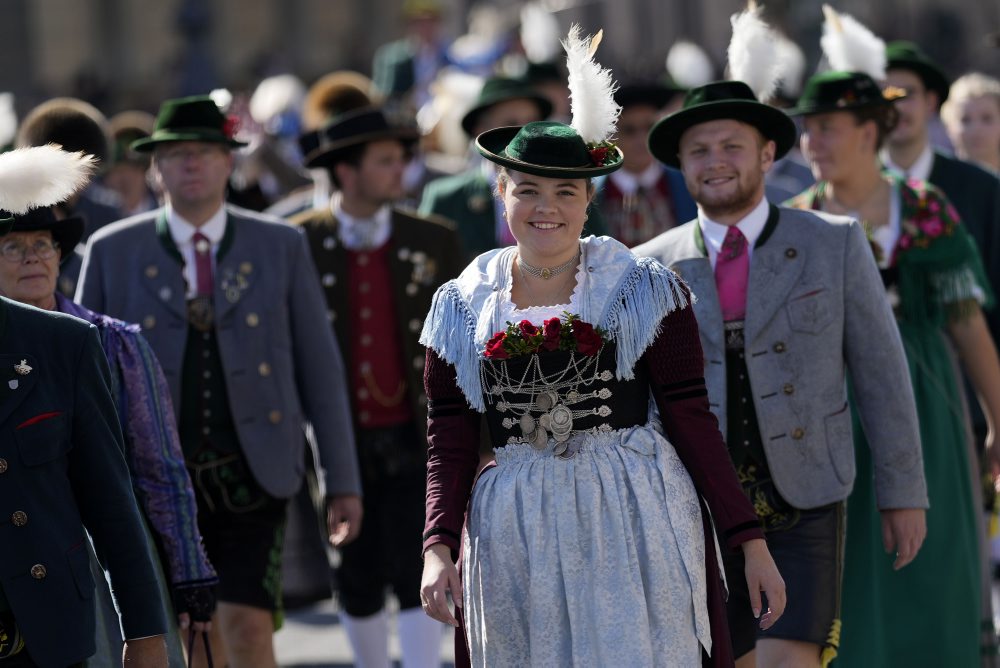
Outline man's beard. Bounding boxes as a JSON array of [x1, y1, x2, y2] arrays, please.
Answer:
[[694, 171, 764, 219]]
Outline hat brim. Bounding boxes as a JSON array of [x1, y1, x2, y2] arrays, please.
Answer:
[[303, 127, 420, 169], [1, 214, 85, 266], [461, 94, 553, 137], [887, 59, 950, 104], [786, 91, 907, 118], [648, 100, 798, 169], [131, 132, 248, 153], [476, 126, 623, 179]]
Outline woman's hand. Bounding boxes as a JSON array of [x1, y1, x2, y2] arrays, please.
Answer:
[[742, 538, 786, 630], [420, 543, 462, 627]]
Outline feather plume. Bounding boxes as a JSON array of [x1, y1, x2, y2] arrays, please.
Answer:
[[666, 41, 716, 89], [0, 145, 96, 214], [820, 5, 886, 79], [250, 74, 306, 125], [562, 24, 620, 145], [520, 2, 562, 64], [727, 2, 782, 101], [773, 33, 807, 98]]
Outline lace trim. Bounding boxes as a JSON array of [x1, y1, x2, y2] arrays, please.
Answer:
[[499, 258, 587, 323]]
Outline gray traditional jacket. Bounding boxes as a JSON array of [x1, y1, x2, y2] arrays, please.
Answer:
[[635, 205, 928, 510], [76, 205, 360, 499]]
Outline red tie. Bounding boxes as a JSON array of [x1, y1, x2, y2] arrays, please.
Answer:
[[192, 232, 213, 297], [715, 226, 749, 322]]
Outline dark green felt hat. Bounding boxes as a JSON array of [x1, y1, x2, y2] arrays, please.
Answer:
[[131, 95, 248, 152], [461, 77, 553, 137], [476, 121, 622, 179], [885, 40, 950, 104], [647, 80, 797, 168], [786, 71, 906, 117]]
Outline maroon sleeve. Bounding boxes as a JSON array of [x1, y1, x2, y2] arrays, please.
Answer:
[[641, 296, 764, 551], [422, 347, 482, 557]]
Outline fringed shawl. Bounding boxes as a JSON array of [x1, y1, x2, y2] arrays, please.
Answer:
[[420, 236, 691, 411]]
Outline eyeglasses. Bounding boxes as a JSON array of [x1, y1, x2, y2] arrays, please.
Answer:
[[0, 239, 60, 263]]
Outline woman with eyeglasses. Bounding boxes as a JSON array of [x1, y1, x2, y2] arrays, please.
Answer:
[[0, 205, 217, 665], [786, 70, 1000, 666]]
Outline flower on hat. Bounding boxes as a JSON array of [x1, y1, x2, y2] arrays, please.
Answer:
[[563, 25, 622, 168], [222, 115, 240, 140]]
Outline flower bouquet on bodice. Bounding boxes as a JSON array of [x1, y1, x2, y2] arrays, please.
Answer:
[[480, 313, 648, 457]]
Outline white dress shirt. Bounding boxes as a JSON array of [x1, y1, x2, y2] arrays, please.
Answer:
[[698, 194, 770, 270], [331, 193, 392, 251], [608, 161, 663, 196], [881, 142, 934, 182], [166, 203, 227, 298]]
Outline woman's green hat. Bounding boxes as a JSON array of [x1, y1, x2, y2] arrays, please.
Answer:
[[476, 121, 623, 179], [461, 77, 553, 137], [131, 95, 248, 152], [786, 71, 906, 117], [647, 80, 798, 169], [885, 40, 950, 104]]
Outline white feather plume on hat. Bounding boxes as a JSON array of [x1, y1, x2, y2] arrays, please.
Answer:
[[727, 2, 782, 101], [562, 24, 620, 145], [666, 41, 715, 89], [0, 144, 96, 214], [820, 4, 886, 80], [521, 2, 562, 64]]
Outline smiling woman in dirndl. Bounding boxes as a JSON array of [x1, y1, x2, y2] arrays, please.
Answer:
[[417, 26, 785, 668]]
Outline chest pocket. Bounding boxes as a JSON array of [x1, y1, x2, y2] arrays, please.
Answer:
[[15, 414, 71, 466], [785, 289, 835, 335]]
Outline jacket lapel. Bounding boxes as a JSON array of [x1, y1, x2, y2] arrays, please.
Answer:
[[675, 257, 724, 355], [142, 217, 187, 320], [744, 211, 805, 343], [0, 354, 39, 426]]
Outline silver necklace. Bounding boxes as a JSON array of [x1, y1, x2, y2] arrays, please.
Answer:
[[517, 251, 580, 280]]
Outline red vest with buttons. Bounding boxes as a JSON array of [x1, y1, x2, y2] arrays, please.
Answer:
[[347, 243, 413, 428]]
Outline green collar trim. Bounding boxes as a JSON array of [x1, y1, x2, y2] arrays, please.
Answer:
[[692, 203, 780, 257], [156, 208, 235, 264]]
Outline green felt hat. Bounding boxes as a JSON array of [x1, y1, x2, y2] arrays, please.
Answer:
[[131, 95, 248, 152], [786, 71, 906, 117], [885, 41, 950, 104], [461, 77, 553, 137], [476, 121, 623, 179], [647, 80, 797, 168]]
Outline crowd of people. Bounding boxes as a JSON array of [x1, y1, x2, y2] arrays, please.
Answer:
[[1, 1, 1000, 667]]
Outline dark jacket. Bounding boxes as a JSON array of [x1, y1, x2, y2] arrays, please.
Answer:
[[0, 297, 165, 667], [290, 207, 464, 437]]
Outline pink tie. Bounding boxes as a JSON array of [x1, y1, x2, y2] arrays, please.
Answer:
[[715, 226, 749, 322], [192, 232, 213, 297]]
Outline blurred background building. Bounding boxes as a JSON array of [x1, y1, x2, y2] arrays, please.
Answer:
[[0, 0, 995, 117]]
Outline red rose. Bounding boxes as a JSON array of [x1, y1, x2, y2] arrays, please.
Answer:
[[898, 234, 913, 250], [222, 115, 240, 140], [484, 331, 509, 359], [572, 321, 603, 356], [542, 317, 562, 351], [919, 218, 944, 237], [518, 320, 539, 338], [588, 146, 609, 166]]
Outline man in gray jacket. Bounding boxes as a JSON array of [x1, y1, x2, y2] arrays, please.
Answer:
[[77, 96, 362, 668], [635, 81, 928, 668]]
